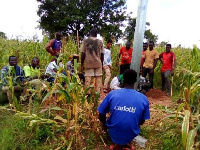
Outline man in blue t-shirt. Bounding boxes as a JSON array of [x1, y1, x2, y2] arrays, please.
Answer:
[[97, 69, 150, 149]]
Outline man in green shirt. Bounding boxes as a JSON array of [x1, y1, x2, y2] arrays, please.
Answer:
[[23, 57, 47, 98], [23, 57, 40, 80]]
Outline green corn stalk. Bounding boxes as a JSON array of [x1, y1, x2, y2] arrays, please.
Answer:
[[182, 110, 190, 147], [186, 125, 200, 150]]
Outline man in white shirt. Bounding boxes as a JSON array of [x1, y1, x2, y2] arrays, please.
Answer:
[[103, 39, 113, 93], [45, 58, 64, 83]]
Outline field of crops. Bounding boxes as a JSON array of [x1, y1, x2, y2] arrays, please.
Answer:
[[0, 37, 199, 149]]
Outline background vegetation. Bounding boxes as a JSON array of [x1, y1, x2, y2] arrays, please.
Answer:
[[0, 37, 199, 149]]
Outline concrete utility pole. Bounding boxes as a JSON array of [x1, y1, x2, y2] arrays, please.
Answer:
[[130, 0, 148, 89]]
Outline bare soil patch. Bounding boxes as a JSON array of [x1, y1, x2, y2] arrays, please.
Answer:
[[145, 88, 172, 107], [100, 88, 172, 107]]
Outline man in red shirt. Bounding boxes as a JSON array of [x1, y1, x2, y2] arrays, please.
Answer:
[[159, 44, 177, 96], [116, 41, 133, 74]]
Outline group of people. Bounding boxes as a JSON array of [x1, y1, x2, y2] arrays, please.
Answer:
[[141, 41, 176, 96], [0, 32, 79, 104], [108, 41, 176, 97], [79, 28, 176, 149], [0, 28, 176, 149]]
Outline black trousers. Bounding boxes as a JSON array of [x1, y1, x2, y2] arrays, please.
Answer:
[[142, 67, 154, 89], [120, 64, 130, 75]]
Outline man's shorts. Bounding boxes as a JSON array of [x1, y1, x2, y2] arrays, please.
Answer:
[[85, 67, 102, 77]]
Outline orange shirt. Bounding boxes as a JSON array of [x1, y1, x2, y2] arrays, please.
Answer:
[[143, 49, 159, 69], [159, 52, 176, 72], [119, 47, 133, 65]]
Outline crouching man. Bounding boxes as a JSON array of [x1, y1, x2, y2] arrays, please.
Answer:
[[1, 56, 25, 105], [97, 69, 150, 149]]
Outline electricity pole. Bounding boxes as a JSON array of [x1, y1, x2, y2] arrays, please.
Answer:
[[130, 0, 148, 89]]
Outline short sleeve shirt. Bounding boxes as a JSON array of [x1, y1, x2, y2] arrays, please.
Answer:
[[119, 47, 133, 65], [143, 49, 159, 69], [97, 88, 150, 145], [81, 37, 103, 69], [159, 52, 176, 72], [45, 61, 58, 76], [103, 48, 112, 67]]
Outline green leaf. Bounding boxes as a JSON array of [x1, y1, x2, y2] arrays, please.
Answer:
[[54, 115, 68, 124], [42, 91, 51, 102], [176, 102, 185, 121], [56, 90, 71, 103], [186, 125, 200, 150], [177, 103, 185, 113], [186, 129, 196, 150], [81, 85, 92, 104], [51, 107, 63, 111], [182, 110, 190, 147]]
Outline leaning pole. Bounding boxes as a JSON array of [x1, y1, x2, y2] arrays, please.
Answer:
[[130, 0, 148, 89]]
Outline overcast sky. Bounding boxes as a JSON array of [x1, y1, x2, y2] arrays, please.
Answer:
[[127, 0, 200, 48], [0, 0, 200, 48]]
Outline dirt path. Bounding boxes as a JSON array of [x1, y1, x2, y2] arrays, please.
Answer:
[[145, 88, 172, 107], [101, 88, 172, 107]]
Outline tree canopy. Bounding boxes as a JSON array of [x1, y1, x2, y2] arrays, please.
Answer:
[[36, 0, 128, 40], [124, 17, 158, 43], [0, 31, 7, 39]]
